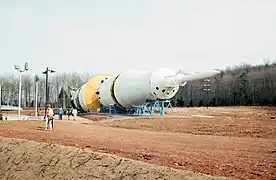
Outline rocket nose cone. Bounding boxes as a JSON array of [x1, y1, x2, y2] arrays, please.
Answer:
[[201, 69, 220, 77], [211, 69, 221, 75], [203, 69, 221, 78]]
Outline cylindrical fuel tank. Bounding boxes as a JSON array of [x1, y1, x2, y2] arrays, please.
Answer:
[[113, 70, 153, 108], [98, 69, 180, 109], [96, 75, 117, 107], [71, 74, 112, 111]]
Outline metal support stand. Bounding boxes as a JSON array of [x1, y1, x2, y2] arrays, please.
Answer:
[[132, 105, 146, 115], [145, 99, 174, 119], [108, 104, 115, 114]]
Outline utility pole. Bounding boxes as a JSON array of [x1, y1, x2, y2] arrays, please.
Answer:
[[0, 84, 5, 120], [0, 84, 4, 107], [203, 79, 211, 108], [56, 76, 59, 108], [35, 75, 39, 117], [0, 84, 2, 120], [0, 84, 1, 108], [42, 67, 55, 116]]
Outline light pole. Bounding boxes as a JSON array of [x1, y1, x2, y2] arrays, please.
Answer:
[[42, 67, 55, 116], [0, 84, 2, 110], [35, 75, 39, 117], [0, 84, 3, 120], [0, 84, 4, 108], [203, 79, 211, 108], [14, 62, 29, 120]]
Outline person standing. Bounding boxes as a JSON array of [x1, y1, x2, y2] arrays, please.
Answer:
[[58, 106, 63, 120], [67, 107, 73, 120], [72, 108, 78, 120], [45, 104, 54, 130]]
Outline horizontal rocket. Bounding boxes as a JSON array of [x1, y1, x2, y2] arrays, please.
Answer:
[[70, 68, 220, 112]]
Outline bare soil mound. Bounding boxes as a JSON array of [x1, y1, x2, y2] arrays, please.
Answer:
[[0, 137, 228, 180]]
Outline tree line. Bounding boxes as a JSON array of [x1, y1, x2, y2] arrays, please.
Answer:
[[0, 72, 91, 108], [172, 60, 276, 107], [1, 61, 276, 108]]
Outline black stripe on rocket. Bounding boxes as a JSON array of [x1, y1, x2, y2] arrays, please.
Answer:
[[75, 89, 85, 112], [70, 100, 78, 109], [110, 73, 125, 109]]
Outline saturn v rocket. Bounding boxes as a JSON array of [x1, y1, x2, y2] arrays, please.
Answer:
[[70, 68, 220, 112]]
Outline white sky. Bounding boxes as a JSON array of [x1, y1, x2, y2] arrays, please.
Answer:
[[0, 0, 276, 76]]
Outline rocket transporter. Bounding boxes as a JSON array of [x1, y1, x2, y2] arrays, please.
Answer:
[[70, 68, 220, 112]]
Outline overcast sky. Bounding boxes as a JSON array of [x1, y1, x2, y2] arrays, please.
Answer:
[[1, 0, 276, 76]]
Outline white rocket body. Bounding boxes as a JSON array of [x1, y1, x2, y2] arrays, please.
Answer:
[[97, 77, 116, 107], [77, 86, 88, 111], [99, 70, 154, 109], [98, 68, 220, 109]]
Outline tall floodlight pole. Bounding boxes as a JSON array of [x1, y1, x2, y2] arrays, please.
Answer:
[[0, 84, 2, 119], [203, 79, 211, 109], [35, 75, 39, 117], [14, 62, 29, 120], [42, 67, 55, 116], [0, 84, 2, 111], [0, 84, 4, 109], [0, 84, 3, 120]]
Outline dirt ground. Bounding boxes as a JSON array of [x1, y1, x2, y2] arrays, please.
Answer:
[[0, 106, 276, 180], [100, 106, 276, 138], [81, 114, 112, 121], [0, 137, 228, 180]]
